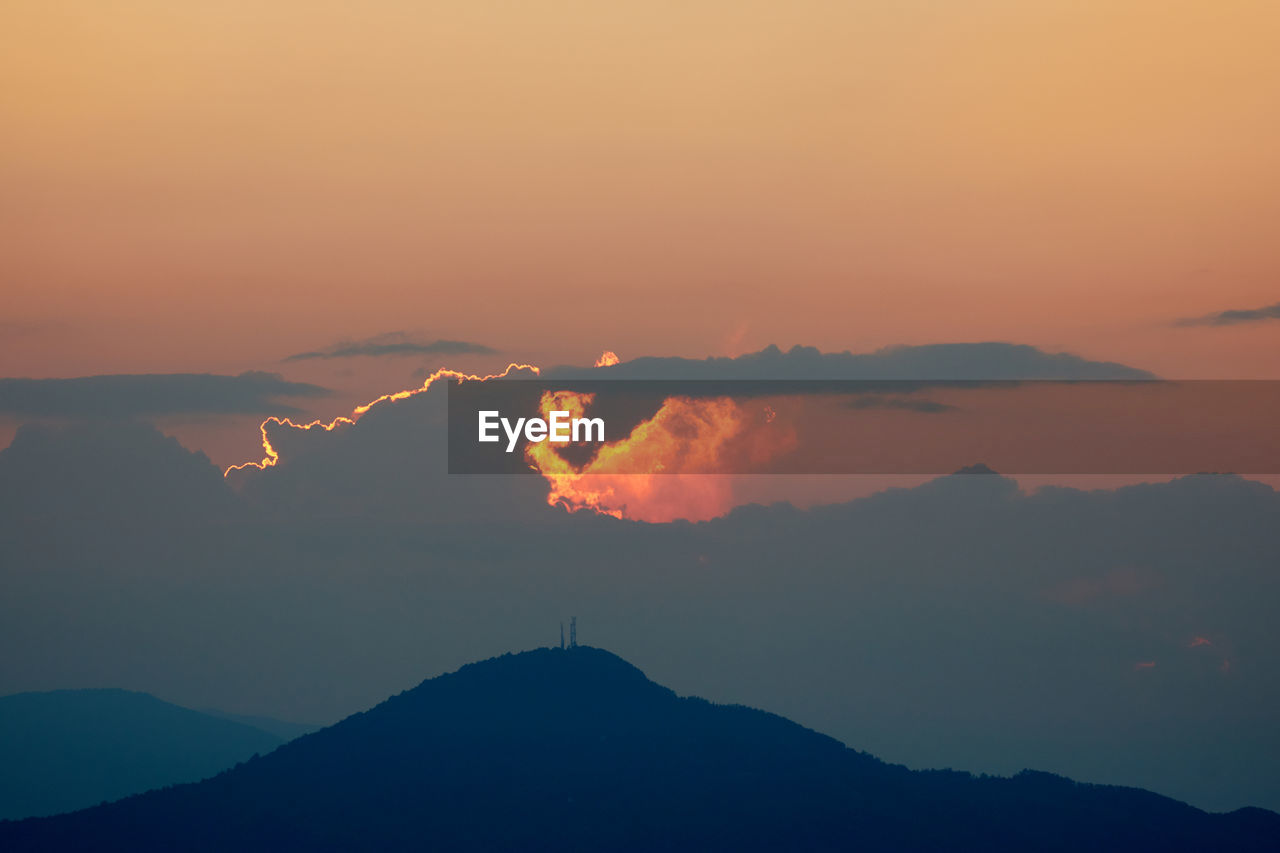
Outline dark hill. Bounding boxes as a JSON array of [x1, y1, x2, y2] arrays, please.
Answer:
[[1, 648, 1275, 851], [0, 689, 283, 820]]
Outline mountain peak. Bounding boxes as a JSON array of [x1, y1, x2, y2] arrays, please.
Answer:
[[3, 647, 1276, 852], [395, 645, 668, 708]]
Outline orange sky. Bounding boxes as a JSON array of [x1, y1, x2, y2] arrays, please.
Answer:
[[2, 0, 1278, 397]]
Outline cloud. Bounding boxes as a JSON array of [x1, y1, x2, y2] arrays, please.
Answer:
[[285, 332, 497, 361], [1176, 301, 1280, 326], [0, 372, 329, 419], [544, 342, 1155, 380], [0, 344, 1268, 817], [0, 420, 240, 521], [0, 346, 1273, 817], [1, 412, 1277, 813], [845, 396, 956, 413], [225, 342, 1161, 520]]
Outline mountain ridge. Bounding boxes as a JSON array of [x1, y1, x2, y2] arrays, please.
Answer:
[[0, 688, 285, 820], [2, 646, 1275, 851]]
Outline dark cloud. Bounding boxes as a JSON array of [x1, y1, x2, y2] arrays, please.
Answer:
[[0, 372, 329, 419], [1176, 301, 1280, 326], [0, 416, 1276, 813], [545, 343, 1156, 380], [0, 420, 240, 522], [1, 342, 1273, 815], [285, 332, 497, 361]]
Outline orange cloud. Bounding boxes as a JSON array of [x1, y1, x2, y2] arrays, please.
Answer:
[[526, 391, 795, 522]]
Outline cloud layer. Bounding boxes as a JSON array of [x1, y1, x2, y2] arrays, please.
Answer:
[[1176, 301, 1280, 326], [0, 372, 329, 418], [546, 343, 1155, 380], [1, 416, 1276, 813], [285, 333, 496, 361], [6, 343, 1271, 813]]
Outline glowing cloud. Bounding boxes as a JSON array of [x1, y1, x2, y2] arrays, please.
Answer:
[[525, 390, 794, 522], [225, 363, 539, 476]]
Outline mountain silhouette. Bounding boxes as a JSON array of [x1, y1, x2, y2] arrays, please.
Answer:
[[0, 689, 284, 820], [196, 708, 320, 742], [1, 648, 1275, 851]]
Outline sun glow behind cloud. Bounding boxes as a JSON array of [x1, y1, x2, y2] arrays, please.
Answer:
[[225, 363, 540, 475]]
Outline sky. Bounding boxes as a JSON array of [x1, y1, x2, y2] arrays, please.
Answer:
[[1, 0, 1279, 817], [3, 0, 1279, 406]]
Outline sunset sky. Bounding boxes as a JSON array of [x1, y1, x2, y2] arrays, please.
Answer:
[[4, 2, 1280, 822], [3, 0, 1277, 399]]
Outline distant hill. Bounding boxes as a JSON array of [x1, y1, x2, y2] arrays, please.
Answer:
[[1, 649, 1276, 851], [197, 708, 320, 742], [0, 689, 284, 820]]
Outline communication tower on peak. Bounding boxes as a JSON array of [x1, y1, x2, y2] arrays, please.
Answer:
[[559, 622, 565, 650], [569, 617, 577, 648]]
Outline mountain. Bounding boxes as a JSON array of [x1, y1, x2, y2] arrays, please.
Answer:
[[0, 689, 284, 820], [197, 708, 320, 742], [2, 648, 1275, 851]]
